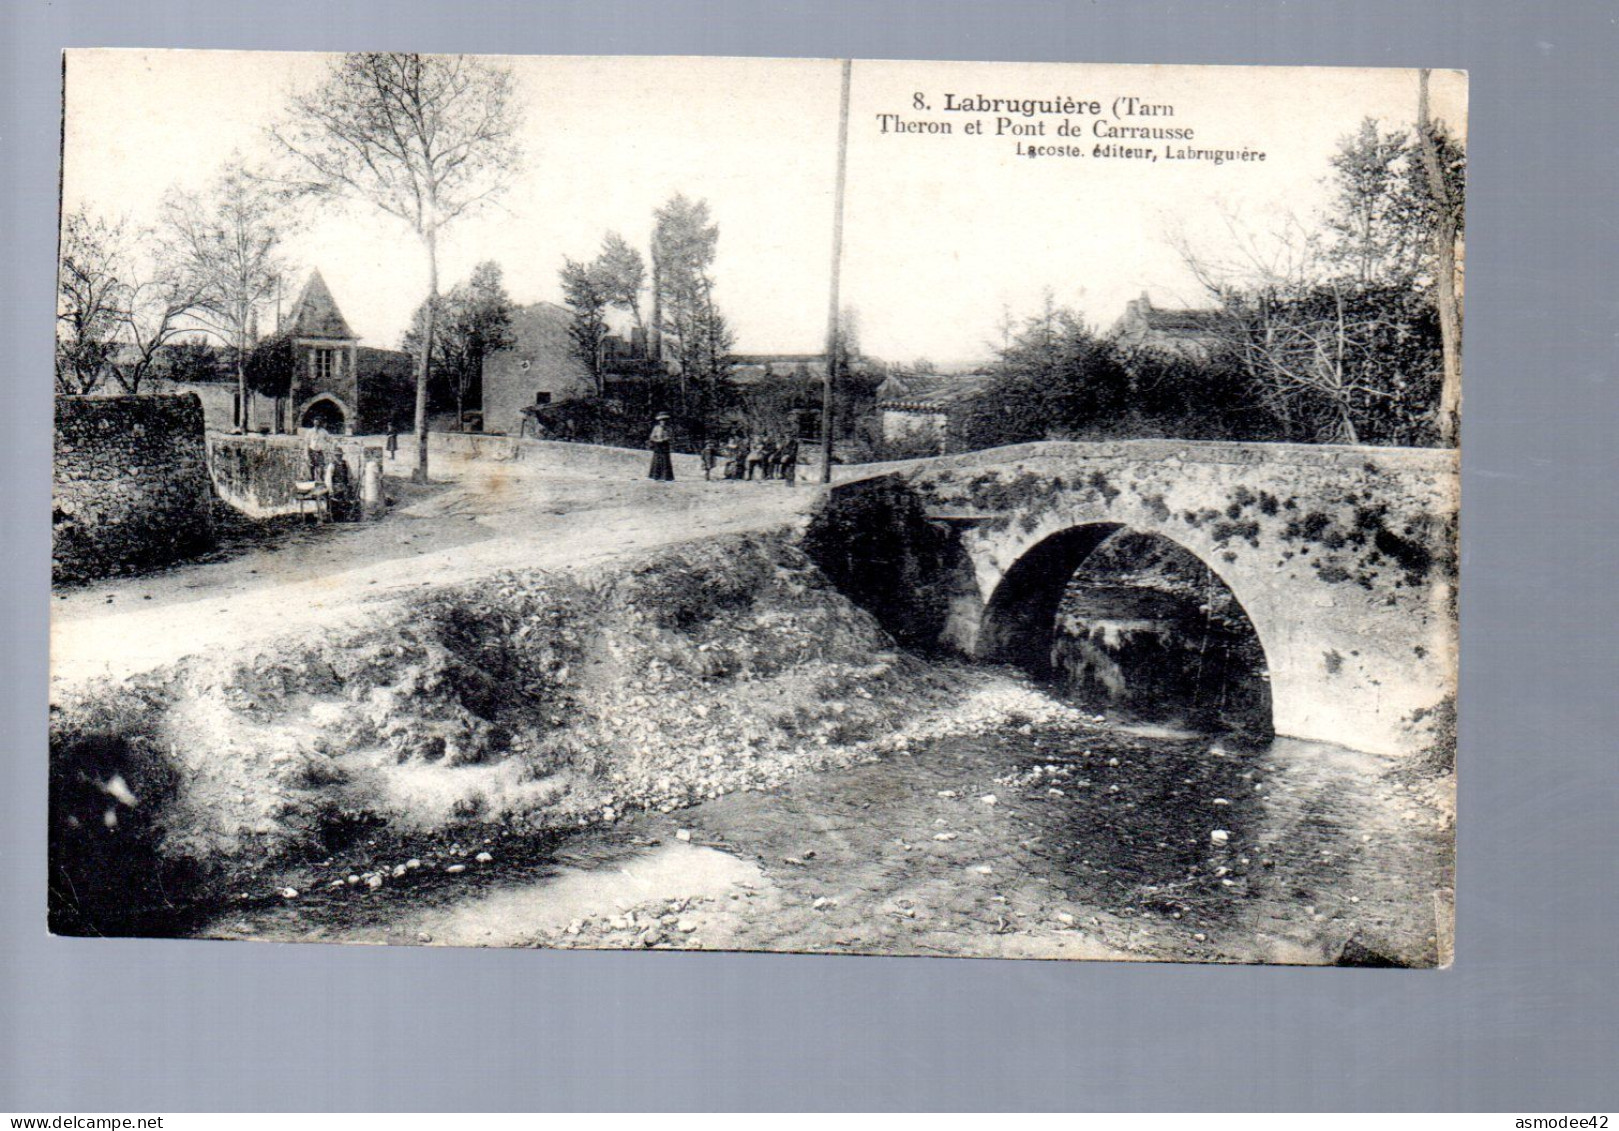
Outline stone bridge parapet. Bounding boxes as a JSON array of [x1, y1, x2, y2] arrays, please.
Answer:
[[820, 440, 1458, 756]]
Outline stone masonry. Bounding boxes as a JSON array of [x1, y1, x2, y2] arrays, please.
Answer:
[[53, 394, 215, 583]]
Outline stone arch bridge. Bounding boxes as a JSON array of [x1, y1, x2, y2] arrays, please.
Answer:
[[809, 440, 1457, 757]]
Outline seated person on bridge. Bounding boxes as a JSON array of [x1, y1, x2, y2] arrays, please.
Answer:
[[294, 449, 331, 522]]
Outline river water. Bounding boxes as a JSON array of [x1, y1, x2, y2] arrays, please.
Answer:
[[192, 535, 1447, 964]]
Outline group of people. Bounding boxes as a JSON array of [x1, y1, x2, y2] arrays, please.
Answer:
[[644, 413, 801, 485], [705, 432, 800, 485]]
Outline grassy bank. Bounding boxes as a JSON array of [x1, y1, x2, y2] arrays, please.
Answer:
[[50, 530, 1040, 935]]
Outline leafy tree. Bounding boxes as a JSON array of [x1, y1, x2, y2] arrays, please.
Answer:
[[651, 193, 721, 402], [687, 285, 737, 438], [828, 305, 893, 441], [558, 256, 613, 395], [596, 231, 646, 329], [404, 260, 515, 424], [1165, 95, 1465, 448], [1325, 118, 1416, 286], [275, 52, 521, 479], [154, 339, 227, 385], [243, 331, 297, 402], [951, 300, 1132, 451], [1119, 344, 1281, 442], [740, 366, 818, 437]]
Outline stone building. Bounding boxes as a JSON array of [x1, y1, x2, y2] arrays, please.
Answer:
[[281, 270, 415, 435], [480, 302, 591, 436], [481, 303, 664, 436], [875, 372, 993, 450], [1107, 291, 1228, 360]]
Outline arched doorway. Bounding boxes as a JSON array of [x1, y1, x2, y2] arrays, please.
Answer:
[[299, 395, 349, 433], [980, 524, 1273, 736]]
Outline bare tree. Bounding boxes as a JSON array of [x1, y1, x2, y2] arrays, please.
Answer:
[[57, 207, 207, 396], [56, 208, 123, 395], [161, 157, 285, 430], [107, 261, 211, 395], [109, 231, 216, 397], [1239, 286, 1399, 444], [273, 53, 520, 481], [1163, 203, 1323, 298]]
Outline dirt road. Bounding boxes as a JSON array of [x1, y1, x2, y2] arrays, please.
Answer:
[[52, 447, 816, 689]]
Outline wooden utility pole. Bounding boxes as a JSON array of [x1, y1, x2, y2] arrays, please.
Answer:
[[820, 59, 853, 484]]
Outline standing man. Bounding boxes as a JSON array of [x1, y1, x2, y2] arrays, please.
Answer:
[[701, 438, 719, 481], [647, 412, 675, 482], [746, 435, 765, 481], [780, 435, 799, 487]]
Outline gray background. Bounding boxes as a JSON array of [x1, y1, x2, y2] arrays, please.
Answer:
[[3, 0, 1615, 1113]]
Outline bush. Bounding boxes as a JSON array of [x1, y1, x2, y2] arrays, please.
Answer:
[[49, 698, 196, 936]]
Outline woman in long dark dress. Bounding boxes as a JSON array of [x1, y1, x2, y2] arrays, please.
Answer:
[[647, 413, 675, 481]]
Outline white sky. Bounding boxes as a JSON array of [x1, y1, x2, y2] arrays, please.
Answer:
[[61, 51, 1465, 364]]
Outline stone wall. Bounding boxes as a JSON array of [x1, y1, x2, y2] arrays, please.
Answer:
[[53, 395, 215, 583], [144, 379, 239, 431], [428, 432, 706, 476], [208, 433, 379, 517]]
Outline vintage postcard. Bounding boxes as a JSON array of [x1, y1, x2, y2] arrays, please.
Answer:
[[51, 51, 1461, 964]]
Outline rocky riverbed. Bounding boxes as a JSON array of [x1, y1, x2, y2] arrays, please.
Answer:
[[199, 675, 1452, 965]]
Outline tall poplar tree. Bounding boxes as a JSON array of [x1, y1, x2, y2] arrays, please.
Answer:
[[274, 53, 520, 481]]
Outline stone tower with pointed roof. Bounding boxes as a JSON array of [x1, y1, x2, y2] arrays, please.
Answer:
[[285, 269, 362, 434]]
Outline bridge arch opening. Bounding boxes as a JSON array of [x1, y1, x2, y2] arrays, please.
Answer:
[[980, 524, 1273, 736]]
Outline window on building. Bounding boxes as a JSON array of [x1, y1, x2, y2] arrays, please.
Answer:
[[533, 391, 552, 406], [313, 348, 336, 382]]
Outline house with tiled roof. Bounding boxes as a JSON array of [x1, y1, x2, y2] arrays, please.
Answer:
[[1107, 291, 1228, 360], [875, 370, 994, 450]]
